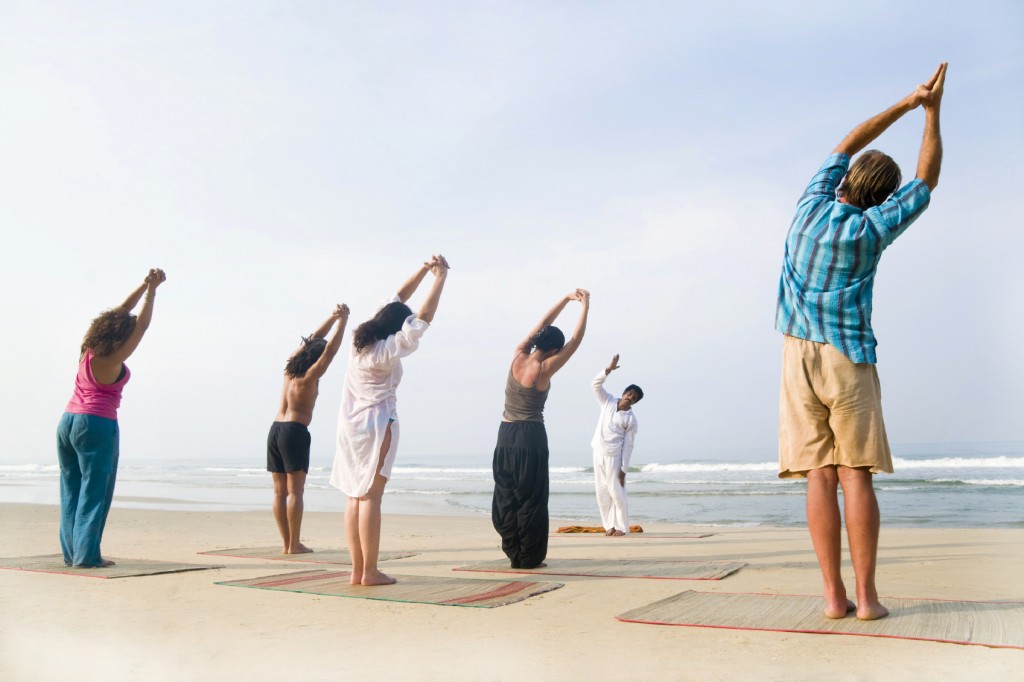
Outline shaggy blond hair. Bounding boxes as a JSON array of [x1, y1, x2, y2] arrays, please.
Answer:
[[839, 150, 901, 209]]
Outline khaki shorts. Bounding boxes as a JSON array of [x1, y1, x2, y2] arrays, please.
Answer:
[[778, 335, 892, 479]]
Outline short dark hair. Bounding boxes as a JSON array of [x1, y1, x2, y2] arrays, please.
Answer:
[[838, 150, 901, 209], [624, 384, 644, 402], [285, 336, 327, 378], [353, 301, 413, 353], [530, 326, 565, 352]]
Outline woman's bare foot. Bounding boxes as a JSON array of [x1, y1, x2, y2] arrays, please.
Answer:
[[285, 543, 313, 554], [857, 601, 890, 621], [362, 568, 397, 586], [349, 569, 363, 585], [80, 558, 116, 569]]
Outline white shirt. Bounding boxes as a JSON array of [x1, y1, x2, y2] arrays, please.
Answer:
[[590, 370, 638, 471], [330, 300, 429, 498]]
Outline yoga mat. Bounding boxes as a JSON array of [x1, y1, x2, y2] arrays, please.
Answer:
[[198, 547, 417, 564], [555, 525, 647, 534], [0, 554, 223, 579], [454, 558, 744, 580], [217, 569, 563, 608], [617, 590, 1024, 650], [551, 532, 716, 539]]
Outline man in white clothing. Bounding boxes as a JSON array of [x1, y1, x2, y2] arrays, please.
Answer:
[[591, 354, 643, 536]]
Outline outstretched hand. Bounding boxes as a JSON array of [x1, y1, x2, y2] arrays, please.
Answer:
[[906, 62, 948, 110], [570, 288, 590, 304], [424, 254, 450, 277], [606, 354, 621, 374], [145, 268, 166, 289], [922, 62, 947, 110]]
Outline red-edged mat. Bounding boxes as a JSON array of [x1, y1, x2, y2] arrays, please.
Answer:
[[454, 558, 744, 580], [0, 554, 222, 579], [216, 569, 562, 608], [617, 590, 1024, 649]]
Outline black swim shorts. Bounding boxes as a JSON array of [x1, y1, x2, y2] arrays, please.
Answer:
[[266, 421, 311, 473]]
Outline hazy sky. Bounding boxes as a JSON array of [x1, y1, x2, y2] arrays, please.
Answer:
[[2, 1, 1022, 464]]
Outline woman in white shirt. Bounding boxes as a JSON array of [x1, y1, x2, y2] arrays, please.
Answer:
[[330, 255, 449, 586]]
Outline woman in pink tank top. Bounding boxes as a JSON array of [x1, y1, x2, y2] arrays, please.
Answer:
[[56, 268, 166, 568]]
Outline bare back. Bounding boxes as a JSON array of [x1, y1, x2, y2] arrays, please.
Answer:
[[511, 351, 551, 392], [275, 374, 320, 426]]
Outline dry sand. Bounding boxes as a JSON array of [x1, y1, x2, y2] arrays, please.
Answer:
[[1, 503, 1022, 680]]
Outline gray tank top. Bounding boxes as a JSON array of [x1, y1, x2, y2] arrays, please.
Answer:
[[502, 370, 549, 422]]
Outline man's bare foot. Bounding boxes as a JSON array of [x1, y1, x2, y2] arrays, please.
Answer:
[[857, 601, 890, 621], [285, 543, 313, 554], [362, 569, 397, 586], [822, 595, 852, 619], [610, 529, 626, 536], [604, 529, 614, 536]]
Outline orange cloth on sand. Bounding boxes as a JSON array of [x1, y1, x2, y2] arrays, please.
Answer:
[[556, 525, 644, 534]]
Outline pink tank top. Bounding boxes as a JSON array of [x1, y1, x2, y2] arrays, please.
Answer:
[[65, 350, 130, 421]]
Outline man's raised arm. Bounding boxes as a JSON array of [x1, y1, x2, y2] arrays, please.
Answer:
[[916, 62, 947, 190], [833, 63, 945, 157]]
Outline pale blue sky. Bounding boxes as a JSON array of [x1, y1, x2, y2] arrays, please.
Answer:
[[2, 1, 1022, 463]]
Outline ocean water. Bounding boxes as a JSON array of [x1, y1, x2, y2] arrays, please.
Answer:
[[4, 442, 1022, 528]]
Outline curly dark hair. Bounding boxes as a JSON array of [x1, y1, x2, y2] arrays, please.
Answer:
[[285, 336, 328, 378], [530, 325, 565, 353], [81, 308, 137, 357], [353, 301, 413, 353]]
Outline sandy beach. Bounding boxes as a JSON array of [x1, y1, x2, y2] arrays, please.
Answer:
[[1, 503, 1022, 680]]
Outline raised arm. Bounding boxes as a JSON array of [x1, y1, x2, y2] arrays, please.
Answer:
[[514, 293, 574, 356], [310, 311, 340, 340], [118, 280, 150, 312], [416, 255, 449, 324], [540, 289, 590, 376], [306, 304, 350, 379], [833, 63, 945, 157], [107, 268, 166, 363], [916, 63, 946, 190], [396, 261, 432, 303], [592, 354, 618, 404]]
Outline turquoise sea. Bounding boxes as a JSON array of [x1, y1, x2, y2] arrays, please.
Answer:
[[3, 442, 1022, 528]]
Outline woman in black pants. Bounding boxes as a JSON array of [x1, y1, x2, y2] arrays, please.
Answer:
[[492, 289, 589, 568]]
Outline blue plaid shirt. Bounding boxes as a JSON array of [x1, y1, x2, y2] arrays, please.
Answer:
[[775, 153, 931, 364]]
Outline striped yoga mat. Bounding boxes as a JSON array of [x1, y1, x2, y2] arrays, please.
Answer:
[[217, 570, 563, 608], [617, 590, 1024, 649], [0, 554, 222, 579], [454, 558, 744, 580], [198, 547, 417, 564]]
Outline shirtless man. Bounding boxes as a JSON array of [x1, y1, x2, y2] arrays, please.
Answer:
[[268, 304, 349, 554]]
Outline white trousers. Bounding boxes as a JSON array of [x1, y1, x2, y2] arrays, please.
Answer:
[[593, 448, 629, 532]]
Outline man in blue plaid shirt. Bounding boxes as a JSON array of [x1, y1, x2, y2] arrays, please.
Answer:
[[776, 63, 947, 621]]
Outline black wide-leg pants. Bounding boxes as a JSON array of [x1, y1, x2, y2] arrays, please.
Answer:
[[491, 420, 549, 569]]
